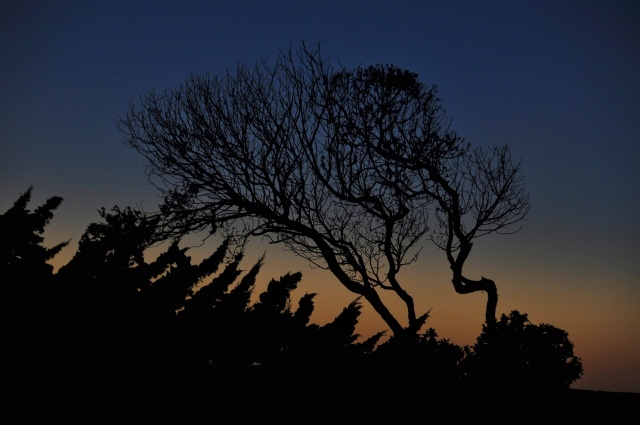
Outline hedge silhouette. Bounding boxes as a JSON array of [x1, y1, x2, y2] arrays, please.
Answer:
[[0, 188, 389, 386], [1, 187, 583, 388]]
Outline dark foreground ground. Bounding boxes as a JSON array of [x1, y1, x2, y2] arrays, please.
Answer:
[[5, 359, 638, 416], [414, 387, 640, 416], [6, 376, 638, 417], [561, 389, 639, 416], [327, 387, 640, 416], [234, 384, 640, 416]]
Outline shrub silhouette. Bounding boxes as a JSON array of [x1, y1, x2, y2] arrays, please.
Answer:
[[460, 310, 584, 388], [369, 326, 465, 387]]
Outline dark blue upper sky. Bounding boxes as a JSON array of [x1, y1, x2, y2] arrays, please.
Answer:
[[1, 0, 639, 393], [2, 0, 638, 227]]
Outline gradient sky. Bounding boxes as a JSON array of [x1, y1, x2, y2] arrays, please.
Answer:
[[1, 0, 639, 393]]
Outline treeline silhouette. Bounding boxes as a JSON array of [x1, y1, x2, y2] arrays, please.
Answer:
[[1, 187, 583, 388]]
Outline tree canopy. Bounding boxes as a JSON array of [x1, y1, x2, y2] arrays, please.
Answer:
[[119, 42, 530, 336]]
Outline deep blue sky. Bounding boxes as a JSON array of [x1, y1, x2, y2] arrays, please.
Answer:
[[1, 0, 639, 393]]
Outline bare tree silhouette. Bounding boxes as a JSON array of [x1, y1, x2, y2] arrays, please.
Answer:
[[119, 42, 529, 336]]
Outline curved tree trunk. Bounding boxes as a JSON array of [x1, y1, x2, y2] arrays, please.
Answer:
[[451, 273, 498, 331]]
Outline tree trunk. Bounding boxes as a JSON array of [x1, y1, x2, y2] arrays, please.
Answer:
[[451, 273, 498, 331]]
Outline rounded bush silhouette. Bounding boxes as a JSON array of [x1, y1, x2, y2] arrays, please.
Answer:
[[461, 310, 583, 388]]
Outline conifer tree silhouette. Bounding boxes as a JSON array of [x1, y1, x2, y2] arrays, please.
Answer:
[[0, 186, 68, 300], [214, 254, 263, 321]]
